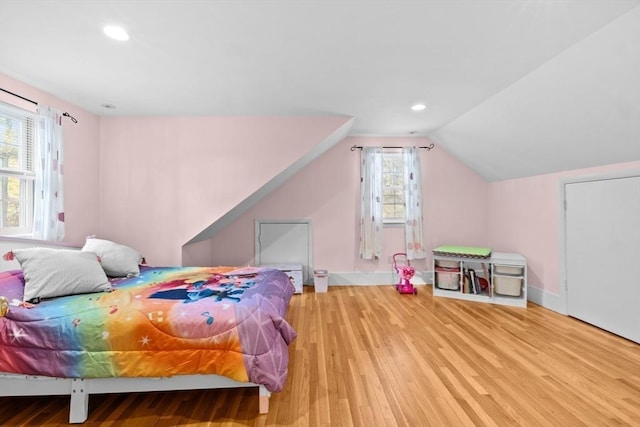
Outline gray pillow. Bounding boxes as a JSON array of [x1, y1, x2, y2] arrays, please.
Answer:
[[81, 238, 143, 277], [13, 248, 111, 302]]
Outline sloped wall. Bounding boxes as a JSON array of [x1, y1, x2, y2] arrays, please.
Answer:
[[198, 136, 490, 276], [98, 115, 352, 265]]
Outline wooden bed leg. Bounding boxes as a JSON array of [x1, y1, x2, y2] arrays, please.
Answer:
[[258, 385, 270, 414], [69, 379, 89, 423]]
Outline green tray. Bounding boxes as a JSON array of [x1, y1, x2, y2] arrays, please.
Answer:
[[432, 245, 492, 259]]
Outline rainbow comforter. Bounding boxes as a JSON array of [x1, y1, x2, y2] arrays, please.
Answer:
[[0, 266, 297, 392]]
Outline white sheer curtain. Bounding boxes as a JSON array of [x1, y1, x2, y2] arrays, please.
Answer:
[[403, 147, 425, 259], [359, 147, 383, 259], [32, 105, 65, 241]]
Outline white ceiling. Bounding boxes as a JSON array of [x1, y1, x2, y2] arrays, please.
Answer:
[[1, 0, 639, 181]]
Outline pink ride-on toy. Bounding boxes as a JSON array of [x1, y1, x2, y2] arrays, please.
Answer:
[[393, 253, 417, 295]]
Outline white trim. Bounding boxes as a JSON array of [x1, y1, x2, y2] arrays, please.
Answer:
[[254, 219, 312, 285], [421, 270, 433, 285], [526, 286, 564, 314], [332, 270, 568, 314], [328, 271, 427, 286]]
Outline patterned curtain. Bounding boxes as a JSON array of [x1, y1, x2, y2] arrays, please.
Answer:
[[403, 147, 425, 259], [359, 147, 383, 259], [32, 105, 65, 241]]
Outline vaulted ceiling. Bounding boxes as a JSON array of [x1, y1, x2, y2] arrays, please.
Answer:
[[1, 0, 639, 181]]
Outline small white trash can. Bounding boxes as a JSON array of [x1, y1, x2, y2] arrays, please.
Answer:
[[313, 270, 329, 293]]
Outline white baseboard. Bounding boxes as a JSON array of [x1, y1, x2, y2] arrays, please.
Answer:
[[526, 286, 566, 315], [422, 270, 433, 284], [0, 253, 564, 316], [415, 270, 568, 315], [327, 271, 428, 286]]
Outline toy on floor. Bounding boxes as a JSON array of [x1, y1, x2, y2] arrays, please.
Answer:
[[393, 253, 417, 295]]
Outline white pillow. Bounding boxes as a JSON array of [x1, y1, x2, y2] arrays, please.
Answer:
[[82, 238, 143, 277], [13, 248, 111, 303]]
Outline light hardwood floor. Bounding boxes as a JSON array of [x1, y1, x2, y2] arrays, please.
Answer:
[[1, 285, 639, 426]]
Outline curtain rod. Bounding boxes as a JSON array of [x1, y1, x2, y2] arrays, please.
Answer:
[[350, 143, 434, 151], [0, 87, 78, 123]]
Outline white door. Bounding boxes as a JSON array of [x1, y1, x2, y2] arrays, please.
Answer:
[[255, 220, 311, 284], [565, 175, 640, 343]]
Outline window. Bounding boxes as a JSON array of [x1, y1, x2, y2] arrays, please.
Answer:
[[360, 146, 425, 260], [382, 152, 405, 223], [0, 103, 35, 235]]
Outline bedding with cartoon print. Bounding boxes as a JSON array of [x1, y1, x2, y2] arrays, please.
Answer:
[[0, 266, 297, 392]]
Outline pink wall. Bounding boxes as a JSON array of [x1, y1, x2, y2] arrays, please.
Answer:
[[7, 73, 637, 298], [202, 136, 490, 274], [98, 115, 351, 266], [488, 160, 640, 295], [0, 73, 101, 244]]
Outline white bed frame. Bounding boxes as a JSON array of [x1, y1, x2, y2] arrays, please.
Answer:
[[0, 373, 270, 423], [0, 240, 272, 423]]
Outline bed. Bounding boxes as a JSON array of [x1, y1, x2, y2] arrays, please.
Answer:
[[0, 250, 297, 423]]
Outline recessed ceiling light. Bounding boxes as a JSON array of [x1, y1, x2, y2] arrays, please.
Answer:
[[411, 103, 426, 111], [103, 25, 129, 41]]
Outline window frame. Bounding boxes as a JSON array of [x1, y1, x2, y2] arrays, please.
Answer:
[[381, 151, 405, 225], [0, 103, 35, 236]]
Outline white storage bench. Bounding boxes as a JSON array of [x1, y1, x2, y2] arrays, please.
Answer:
[[432, 249, 527, 308]]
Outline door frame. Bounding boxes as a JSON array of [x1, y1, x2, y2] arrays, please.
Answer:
[[254, 219, 313, 284], [558, 167, 640, 316]]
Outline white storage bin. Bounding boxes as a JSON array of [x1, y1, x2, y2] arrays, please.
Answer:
[[494, 265, 524, 276], [313, 270, 328, 293], [494, 275, 522, 296], [435, 267, 460, 290], [435, 259, 459, 269]]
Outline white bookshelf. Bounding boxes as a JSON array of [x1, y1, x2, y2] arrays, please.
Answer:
[[432, 252, 527, 308]]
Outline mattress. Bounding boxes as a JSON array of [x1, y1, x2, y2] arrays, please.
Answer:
[[0, 265, 297, 392]]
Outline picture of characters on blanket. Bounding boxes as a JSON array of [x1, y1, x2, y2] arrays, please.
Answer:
[[0, 255, 297, 394]]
